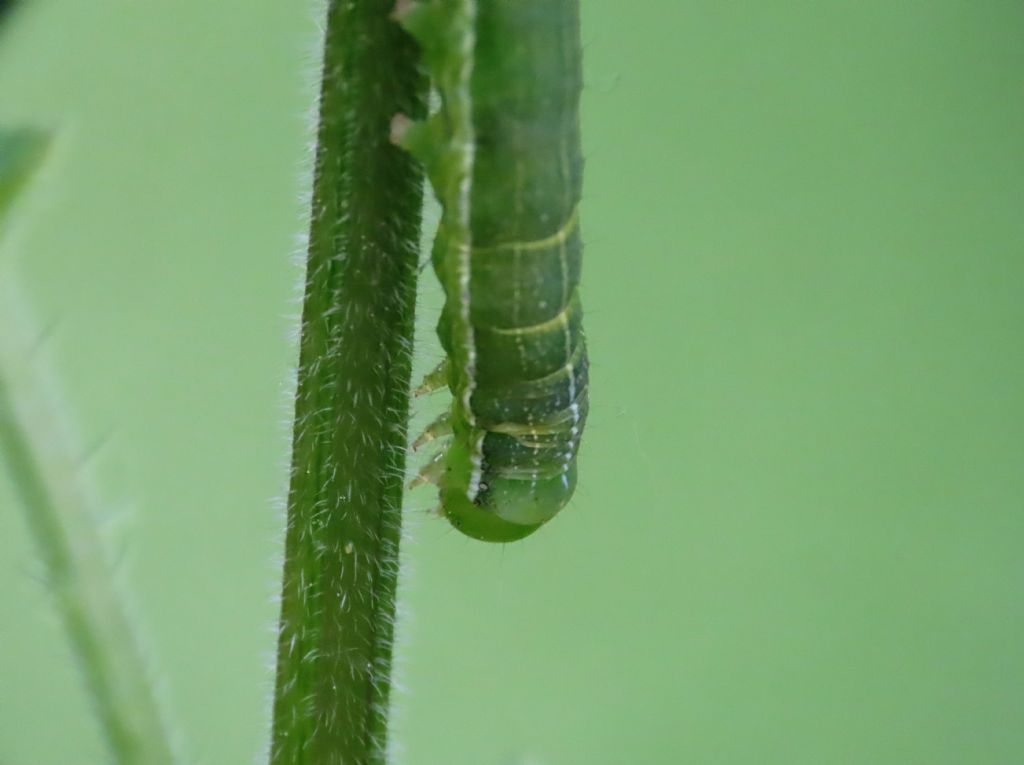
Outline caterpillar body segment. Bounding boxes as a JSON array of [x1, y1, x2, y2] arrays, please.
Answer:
[[396, 0, 587, 542]]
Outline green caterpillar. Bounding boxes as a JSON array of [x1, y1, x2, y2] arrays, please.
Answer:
[[394, 0, 588, 542]]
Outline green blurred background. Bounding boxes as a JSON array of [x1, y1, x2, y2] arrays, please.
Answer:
[[2, 1, 1023, 763]]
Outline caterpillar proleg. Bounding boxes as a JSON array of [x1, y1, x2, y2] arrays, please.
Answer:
[[395, 0, 588, 542]]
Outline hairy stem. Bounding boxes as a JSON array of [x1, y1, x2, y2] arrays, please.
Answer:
[[0, 301, 181, 765], [0, 130, 179, 765], [269, 1, 426, 763]]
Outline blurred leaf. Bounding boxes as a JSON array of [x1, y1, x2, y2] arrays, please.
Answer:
[[0, 0, 18, 24], [0, 127, 47, 224]]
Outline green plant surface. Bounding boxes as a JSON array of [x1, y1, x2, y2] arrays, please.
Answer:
[[0, 129, 179, 765], [268, 1, 426, 762]]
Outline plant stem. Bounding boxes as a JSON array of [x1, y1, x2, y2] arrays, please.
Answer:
[[0, 129, 179, 765], [269, 1, 426, 762], [0, 317, 180, 765]]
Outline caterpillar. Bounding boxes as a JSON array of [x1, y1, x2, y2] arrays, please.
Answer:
[[392, 0, 588, 542]]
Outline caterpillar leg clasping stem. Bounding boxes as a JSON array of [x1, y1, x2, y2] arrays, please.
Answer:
[[413, 411, 453, 450]]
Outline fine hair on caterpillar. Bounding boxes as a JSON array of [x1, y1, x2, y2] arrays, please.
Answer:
[[394, 0, 588, 542]]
